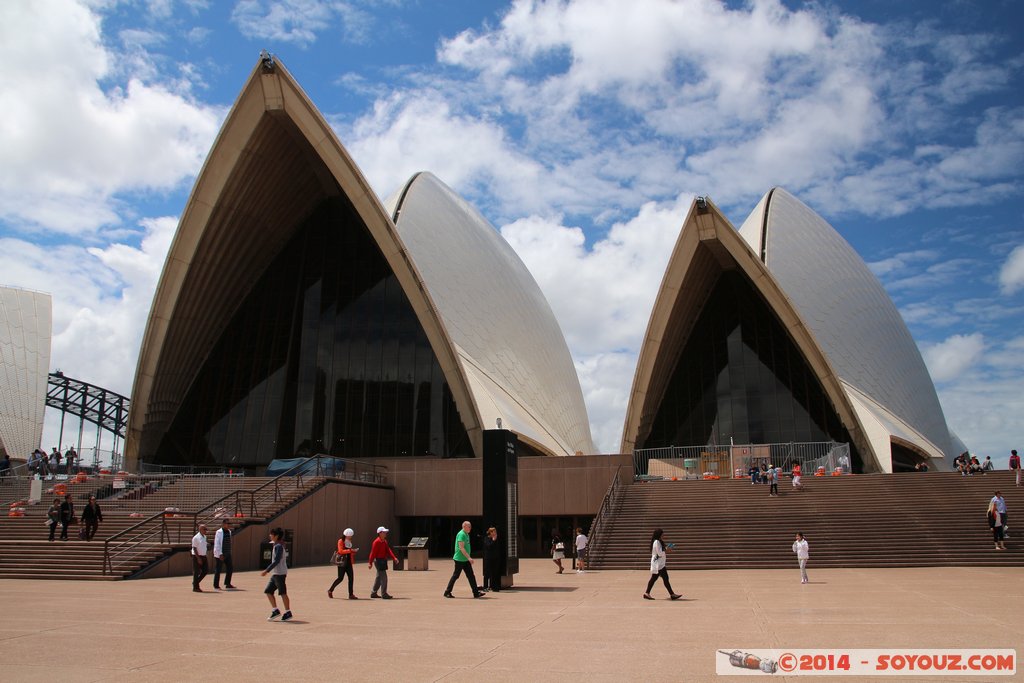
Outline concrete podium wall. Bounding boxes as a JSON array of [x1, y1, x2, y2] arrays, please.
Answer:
[[134, 455, 631, 579], [360, 454, 631, 517], [135, 480, 393, 579]]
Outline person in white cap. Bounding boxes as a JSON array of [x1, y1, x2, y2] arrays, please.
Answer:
[[367, 526, 398, 599], [328, 527, 359, 599]]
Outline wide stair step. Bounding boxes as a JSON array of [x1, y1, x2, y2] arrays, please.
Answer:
[[0, 474, 327, 579], [588, 471, 1023, 570]]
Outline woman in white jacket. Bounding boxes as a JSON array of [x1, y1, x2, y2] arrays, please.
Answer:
[[643, 528, 682, 600], [792, 531, 810, 583]]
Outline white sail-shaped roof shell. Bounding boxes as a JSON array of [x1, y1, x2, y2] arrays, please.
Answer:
[[128, 57, 591, 462], [622, 197, 872, 465], [738, 188, 955, 468], [385, 173, 594, 456], [0, 287, 51, 460]]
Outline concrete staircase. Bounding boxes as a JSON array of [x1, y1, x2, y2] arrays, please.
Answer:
[[0, 475, 325, 580], [587, 471, 1023, 570]]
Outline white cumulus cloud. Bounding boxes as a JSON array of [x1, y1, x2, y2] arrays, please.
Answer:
[[998, 243, 1024, 295], [0, 218, 176, 396], [231, 0, 375, 46], [923, 333, 985, 383], [0, 0, 222, 235]]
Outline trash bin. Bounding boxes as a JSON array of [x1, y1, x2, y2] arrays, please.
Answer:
[[259, 541, 274, 565], [259, 530, 293, 567], [391, 547, 407, 570]]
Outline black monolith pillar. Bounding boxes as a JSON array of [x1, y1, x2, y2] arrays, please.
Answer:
[[482, 429, 519, 587]]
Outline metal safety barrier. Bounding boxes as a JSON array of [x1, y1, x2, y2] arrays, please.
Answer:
[[633, 441, 851, 480]]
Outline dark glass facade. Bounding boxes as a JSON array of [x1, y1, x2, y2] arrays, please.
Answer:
[[157, 196, 472, 467], [643, 271, 852, 450]]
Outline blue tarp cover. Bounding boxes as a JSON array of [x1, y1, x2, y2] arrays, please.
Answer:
[[264, 457, 346, 477]]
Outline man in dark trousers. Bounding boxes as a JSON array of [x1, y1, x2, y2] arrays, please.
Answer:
[[191, 524, 209, 592], [213, 518, 235, 589], [444, 520, 483, 598], [59, 494, 74, 540], [80, 495, 103, 540]]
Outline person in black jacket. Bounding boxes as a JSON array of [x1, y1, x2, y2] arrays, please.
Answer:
[[59, 494, 74, 540], [47, 497, 61, 541], [81, 495, 103, 541], [482, 527, 503, 592]]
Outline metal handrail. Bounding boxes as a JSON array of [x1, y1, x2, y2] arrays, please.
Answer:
[[101, 455, 330, 575], [136, 461, 239, 475], [188, 455, 322, 528], [586, 465, 624, 567], [102, 510, 198, 575], [298, 454, 389, 484], [633, 440, 850, 479]]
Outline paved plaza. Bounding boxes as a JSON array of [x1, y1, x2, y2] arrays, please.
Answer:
[[0, 560, 1019, 682]]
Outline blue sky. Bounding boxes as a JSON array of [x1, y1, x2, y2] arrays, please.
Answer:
[[1, 0, 1022, 463]]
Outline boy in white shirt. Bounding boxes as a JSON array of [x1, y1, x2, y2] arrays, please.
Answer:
[[574, 528, 588, 573], [792, 532, 809, 584]]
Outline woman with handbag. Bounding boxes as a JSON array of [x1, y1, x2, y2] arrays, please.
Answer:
[[46, 497, 61, 541], [551, 530, 565, 574], [328, 527, 359, 599]]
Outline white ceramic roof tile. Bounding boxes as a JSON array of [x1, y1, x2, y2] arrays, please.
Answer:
[[749, 188, 954, 459], [386, 173, 594, 455], [0, 287, 52, 459]]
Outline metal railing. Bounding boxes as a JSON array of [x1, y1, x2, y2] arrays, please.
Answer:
[[0, 469, 177, 508], [101, 455, 386, 575], [633, 441, 851, 480], [98, 473, 245, 515], [586, 465, 624, 567], [0, 471, 34, 507], [102, 459, 315, 575], [136, 462, 238, 475], [309, 454, 389, 484]]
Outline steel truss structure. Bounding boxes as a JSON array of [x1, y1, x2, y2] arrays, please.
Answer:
[[46, 371, 129, 464]]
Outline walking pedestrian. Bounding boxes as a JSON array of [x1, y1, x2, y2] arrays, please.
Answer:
[[793, 532, 810, 583], [643, 528, 682, 600], [574, 527, 588, 573], [261, 527, 292, 620], [444, 520, 483, 598], [367, 526, 397, 599], [1010, 450, 1021, 488], [80, 495, 103, 541], [213, 518, 235, 589], [767, 466, 778, 496], [191, 523, 209, 592], [988, 499, 1006, 550], [328, 527, 358, 599], [46, 496, 60, 541], [59, 494, 74, 540], [551, 531, 565, 574], [991, 490, 1008, 540]]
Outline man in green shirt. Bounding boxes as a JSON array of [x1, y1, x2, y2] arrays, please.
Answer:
[[444, 520, 484, 598]]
